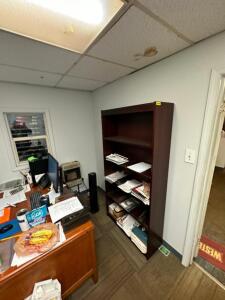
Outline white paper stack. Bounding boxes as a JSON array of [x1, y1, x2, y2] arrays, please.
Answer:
[[118, 179, 141, 193], [131, 226, 148, 254], [106, 153, 128, 165], [0, 190, 27, 210], [105, 171, 127, 183], [116, 215, 139, 237], [25, 279, 61, 300], [48, 196, 83, 223], [127, 162, 151, 173], [131, 233, 147, 254]]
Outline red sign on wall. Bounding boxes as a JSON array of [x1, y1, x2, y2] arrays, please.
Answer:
[[198, 236, 225, 271]]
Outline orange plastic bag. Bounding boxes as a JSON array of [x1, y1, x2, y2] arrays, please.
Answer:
[[14, 223, 59, 256]]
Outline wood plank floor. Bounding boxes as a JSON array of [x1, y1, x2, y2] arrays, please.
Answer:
[[195, 167, 225, 285], [67, 190, 225, 300], [202, 167, 225, 245]]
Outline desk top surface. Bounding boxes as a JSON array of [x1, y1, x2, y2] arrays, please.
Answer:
[[0, 185, 93, 282]]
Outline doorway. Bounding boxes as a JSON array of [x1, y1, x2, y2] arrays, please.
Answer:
[[182, 71, 225, 270], [192, 73, 225, 285], [195, 126, 225, 284]]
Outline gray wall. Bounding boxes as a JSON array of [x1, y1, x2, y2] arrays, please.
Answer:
[[0, 83, 97, 185]]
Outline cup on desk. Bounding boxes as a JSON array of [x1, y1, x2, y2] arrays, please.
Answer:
[[16, 208, 30, 231]]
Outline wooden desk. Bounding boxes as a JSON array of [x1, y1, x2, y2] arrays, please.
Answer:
[[0, 187, 98, 299]]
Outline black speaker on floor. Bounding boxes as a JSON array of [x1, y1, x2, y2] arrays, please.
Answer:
[[88, 172, 99, 213]]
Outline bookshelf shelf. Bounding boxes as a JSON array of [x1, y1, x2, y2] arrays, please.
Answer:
[[101, 102, 174, 258], [104, 136, 151, 149], [104, 159, 151, 181]]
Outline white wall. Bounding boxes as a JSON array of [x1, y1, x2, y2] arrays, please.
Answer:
[[0, 83, 97, 184], [92, 31, 225, 255]]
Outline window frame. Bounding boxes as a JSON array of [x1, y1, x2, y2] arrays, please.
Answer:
[[1, 107, 56, 171]]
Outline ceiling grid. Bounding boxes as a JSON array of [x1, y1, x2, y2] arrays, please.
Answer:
[[0, 0, 225, 91]]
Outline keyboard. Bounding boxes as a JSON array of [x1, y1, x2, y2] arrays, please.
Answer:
[[10, 185, 24, 195], [30, 191, 42, 210]]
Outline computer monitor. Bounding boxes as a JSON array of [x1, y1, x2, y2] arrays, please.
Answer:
[[48, 153, 59, 193]]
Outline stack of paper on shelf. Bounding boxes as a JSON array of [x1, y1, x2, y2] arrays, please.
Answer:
[[105, 171, 127, 183], [131, 226, 148, 254], [131, 182, 150, 205], [118, 179, 141, 193], [106, 153, 128, 165], [117, 215, 139, 237], [120, 198, 140, 212], [127, 162, 151, 173]]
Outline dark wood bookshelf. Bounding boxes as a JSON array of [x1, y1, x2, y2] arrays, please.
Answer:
[[101, 102, 174, 259]]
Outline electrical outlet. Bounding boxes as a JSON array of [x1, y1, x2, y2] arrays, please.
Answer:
[[185, 148, 195, 164]]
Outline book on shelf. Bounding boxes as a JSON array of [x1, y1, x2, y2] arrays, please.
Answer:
[[116, 214, 139, 237], [106, 153, 128, 165], [120, 197, 140, 212], [118, 179, 141, 194], [105, 171, 127, 184], [131, 226, 148, 254], [131, 182, 150, 205]]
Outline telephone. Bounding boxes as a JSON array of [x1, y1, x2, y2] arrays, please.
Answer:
[[37, 174, 51, 189]]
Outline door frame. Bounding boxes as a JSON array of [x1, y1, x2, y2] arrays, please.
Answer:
[[182, 69, 225, 267]]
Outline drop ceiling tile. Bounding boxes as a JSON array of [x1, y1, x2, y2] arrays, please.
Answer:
[[68, 56, 134, 82], [139, 0, 225, 42], [0, 30, 80, 74], [57, 75, 106, 91], [0, 64, 61, 86], [89, 7, 189, 68]]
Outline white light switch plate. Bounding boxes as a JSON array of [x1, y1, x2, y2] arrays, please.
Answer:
[[185, 148, 195, 164]]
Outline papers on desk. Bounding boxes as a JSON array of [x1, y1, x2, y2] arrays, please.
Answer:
[[47, 190, 60, 205], [0, 190, 26, 210], [127, 162, 151, 173], [48, 196, 83, 223], [11, 222, 66, 267]]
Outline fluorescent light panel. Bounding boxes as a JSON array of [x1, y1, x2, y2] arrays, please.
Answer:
[[28, 0, 104, 25], [0, 0, 124, 53]]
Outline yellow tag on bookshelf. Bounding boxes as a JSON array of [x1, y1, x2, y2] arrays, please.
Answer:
[[156, 101, 161, 106]]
